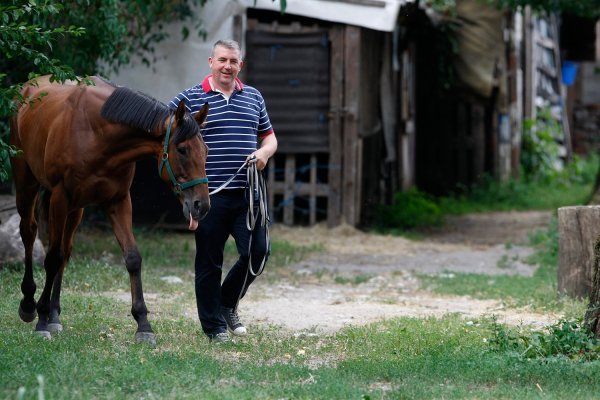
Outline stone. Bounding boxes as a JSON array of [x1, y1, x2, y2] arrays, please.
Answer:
[[0, 214, 46, 266]]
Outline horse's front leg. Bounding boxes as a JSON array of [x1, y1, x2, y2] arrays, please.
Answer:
[[106, 196, 155, 346]]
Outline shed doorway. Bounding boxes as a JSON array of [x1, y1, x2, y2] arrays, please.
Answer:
[[245, 29, 333, 225]]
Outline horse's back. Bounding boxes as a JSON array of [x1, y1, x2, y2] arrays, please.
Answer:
[[14, 75, 114, 144], [11, 76, 115, 187]]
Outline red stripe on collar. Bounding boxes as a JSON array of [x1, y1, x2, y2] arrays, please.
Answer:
[[201, 74, 244, 93]]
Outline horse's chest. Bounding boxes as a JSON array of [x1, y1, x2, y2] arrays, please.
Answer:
[[66, 165, 135, 206]]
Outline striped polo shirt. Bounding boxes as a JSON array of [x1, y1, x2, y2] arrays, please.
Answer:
[[169, 74, 274, 191]]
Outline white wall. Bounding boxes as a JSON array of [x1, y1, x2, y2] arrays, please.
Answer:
[[109, 0, 244, 103]]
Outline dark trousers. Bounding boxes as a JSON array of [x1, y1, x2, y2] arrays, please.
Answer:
[[194, 188, 270, 335]]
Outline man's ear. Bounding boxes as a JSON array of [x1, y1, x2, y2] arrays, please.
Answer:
[[175, 100, 187, 121], [194, 103, 209, 125]]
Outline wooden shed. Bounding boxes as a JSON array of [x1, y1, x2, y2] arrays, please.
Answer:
[[242, 0, 509, 226], [243, 1, 417, 227], [122, 0, 552, 229]]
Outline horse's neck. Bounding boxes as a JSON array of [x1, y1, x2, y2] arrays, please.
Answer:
[[103, 125, 164, 165]]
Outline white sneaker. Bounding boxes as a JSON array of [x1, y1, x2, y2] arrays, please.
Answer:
[[221, 306, 247, 336]]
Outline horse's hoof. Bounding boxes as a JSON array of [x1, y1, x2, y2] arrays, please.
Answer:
[[34, 330, 51, 340], [19, 305, 37, 323], [48, 323, 63, 333], [135, 331, 156, 347]]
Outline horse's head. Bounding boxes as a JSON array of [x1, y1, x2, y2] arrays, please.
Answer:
[[159, 101, 210, 230]]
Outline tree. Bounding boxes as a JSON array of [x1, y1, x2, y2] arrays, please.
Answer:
[[0, 0, 211, 183], [0, 0, 288, 183], [0, 2, 82, 182]]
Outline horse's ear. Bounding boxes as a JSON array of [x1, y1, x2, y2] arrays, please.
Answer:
[[175, 100, 187, 121], [194, 103, 209, 125]]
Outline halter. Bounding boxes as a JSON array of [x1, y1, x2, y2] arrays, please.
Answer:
[[158, 114, 209, 194]]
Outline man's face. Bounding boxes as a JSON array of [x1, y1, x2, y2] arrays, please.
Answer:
[[209, 45, 243, 89]]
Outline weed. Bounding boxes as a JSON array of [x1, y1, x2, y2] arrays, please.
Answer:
[[486, 316, 600, 361]]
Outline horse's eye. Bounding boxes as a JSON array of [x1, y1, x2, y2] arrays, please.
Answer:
[[176, 146, 187, 156]]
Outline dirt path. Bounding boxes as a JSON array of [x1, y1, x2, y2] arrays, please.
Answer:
[[240, 211, 559, 334]]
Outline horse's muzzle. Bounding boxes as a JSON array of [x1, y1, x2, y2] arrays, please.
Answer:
[[194, 199, 210, 221], [182, 198, 210, 231]]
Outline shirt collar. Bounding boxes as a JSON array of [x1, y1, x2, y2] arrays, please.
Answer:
[[201, 74, 244, 94]]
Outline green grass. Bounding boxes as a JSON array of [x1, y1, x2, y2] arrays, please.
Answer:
[[439, 178, 594, 215], [2, 161, 600, 399], [1, 292, 599, 400], [438, 155, 598, 216], [1, 231, 599, 399]]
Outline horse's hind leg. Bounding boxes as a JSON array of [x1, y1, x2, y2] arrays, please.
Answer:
[[12, 164, 41, 323], [35, 186, 70, 338], [106, 196, 155, 346], [47, 208, 84, 333]]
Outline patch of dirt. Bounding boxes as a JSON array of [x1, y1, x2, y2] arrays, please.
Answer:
[[239, 211, 557, 334]]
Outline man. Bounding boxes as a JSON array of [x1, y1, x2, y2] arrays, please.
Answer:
[[170, 39, 277, 343]]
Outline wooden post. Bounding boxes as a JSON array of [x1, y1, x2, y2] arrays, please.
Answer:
[[283, 155, 296, 225], [523, 6, 533, 120], [558, 206, 600, 299], [309, 154, 317, 226], [342, 26, 361, 226], [328, 25, 344, 227]]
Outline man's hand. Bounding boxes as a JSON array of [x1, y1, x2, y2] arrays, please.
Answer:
[[247, 134, 278, 171]]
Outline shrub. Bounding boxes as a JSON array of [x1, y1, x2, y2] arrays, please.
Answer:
[[375, 187, 443, 230]]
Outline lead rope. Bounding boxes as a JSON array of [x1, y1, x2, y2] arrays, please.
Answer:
[[245, 158, 270, 277], [211, 157, 270, 312], [208, 161, 248, 196], [232, 157, 270, 312]]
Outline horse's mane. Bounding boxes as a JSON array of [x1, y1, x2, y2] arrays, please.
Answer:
[[100, 87, 199, 143]]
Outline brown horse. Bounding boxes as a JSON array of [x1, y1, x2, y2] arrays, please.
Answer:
[[10, 75, 210, 345]]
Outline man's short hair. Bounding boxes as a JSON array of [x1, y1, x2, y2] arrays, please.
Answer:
[[212, 39, 242, 58]]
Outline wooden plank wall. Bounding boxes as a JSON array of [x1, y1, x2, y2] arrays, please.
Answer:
[[246, 17, 367, 227]]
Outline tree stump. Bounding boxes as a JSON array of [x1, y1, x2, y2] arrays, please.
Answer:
[[557, 206, 600, 299], [584, 236, 600, 337]]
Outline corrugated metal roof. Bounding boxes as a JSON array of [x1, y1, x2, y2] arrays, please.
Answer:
[[244, 0, 411, 32]]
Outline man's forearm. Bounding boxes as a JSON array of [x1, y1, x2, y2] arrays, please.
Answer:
[[259, 133, 278, 159], [250, 133, 278, 170]]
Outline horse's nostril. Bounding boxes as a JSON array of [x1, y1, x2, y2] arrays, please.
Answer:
[[194, 201, 209, 219], [194, 200, 209, 220]]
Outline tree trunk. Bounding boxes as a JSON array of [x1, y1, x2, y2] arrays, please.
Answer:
[[557, 206, 600, 299], [584, 236, 600, 337]]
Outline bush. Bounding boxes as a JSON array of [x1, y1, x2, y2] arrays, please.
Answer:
[[375, 187, 443, 231]]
